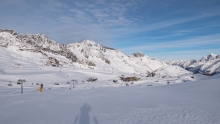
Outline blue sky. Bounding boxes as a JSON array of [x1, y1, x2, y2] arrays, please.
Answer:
[[0, 0, 220, 60]]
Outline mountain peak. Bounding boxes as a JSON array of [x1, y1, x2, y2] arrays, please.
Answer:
[[80, 39, 97, 45], [208, 53, 216, 56], [133, 51, 145, 57], [0, 29, 19, 37]]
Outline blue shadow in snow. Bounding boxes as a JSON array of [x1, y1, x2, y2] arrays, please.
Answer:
[[79, 103, 91, 124], [74, 103, 100, 124]]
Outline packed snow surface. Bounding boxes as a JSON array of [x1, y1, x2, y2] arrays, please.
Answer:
[[0, 73, 220, 124]]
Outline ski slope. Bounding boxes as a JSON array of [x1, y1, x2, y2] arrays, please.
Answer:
[[0, 74, 220, 124]]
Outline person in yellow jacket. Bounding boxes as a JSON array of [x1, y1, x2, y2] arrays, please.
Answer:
[[39, 84, 43, 93]]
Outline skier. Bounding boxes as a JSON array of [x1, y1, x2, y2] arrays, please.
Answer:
[[39, 84, 43, 93]]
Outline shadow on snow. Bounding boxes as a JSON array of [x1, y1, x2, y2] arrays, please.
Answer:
[[74, 103, 99, 124]]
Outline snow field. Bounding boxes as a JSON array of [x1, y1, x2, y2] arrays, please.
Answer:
[[0, 74, 220, 124]]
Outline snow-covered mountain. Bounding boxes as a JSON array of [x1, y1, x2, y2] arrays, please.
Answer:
[[166, 53, 220, 76], [0, 29, 190, 76], [67, 41, 166, 74], [147, 65, 191, 78], [0, 29, 77, 63], [0, 29, 164, 74]]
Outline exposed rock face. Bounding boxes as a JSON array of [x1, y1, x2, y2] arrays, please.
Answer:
[[67, 40, 113, 66], [133, 52, 145, 57], [0, 29, 19, 38], [48, 57, 60, 67], [103, 58, 110, 64], [66, 49, 78, 62], [87, 61, 96, 66]]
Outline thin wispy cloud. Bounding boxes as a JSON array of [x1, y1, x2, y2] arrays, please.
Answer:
[[122, 34, 220, 52], [95, 0, 105, 4], [0, 0, 24, 7], [154, 48, 220, 61], [115, 12, 220, 35], [70, 0, 139, 27]]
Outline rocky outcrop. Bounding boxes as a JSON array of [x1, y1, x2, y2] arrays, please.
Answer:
[[133, 52, 145, 57], [0, 29, 78, 63]]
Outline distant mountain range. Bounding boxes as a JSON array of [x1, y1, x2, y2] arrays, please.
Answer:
[[166, 53, 220, 76], [0, 29, 219, 76]]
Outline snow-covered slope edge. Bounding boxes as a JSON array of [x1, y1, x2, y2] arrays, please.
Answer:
[[147, 65, 191, 78], [166, 53, 220, 76]]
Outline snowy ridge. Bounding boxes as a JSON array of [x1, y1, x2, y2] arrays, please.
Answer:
[[166, 53, 220, 75], [147, 65, 191, 78], [0, 30, 169, 74], [0, 29, 77, 64], [1, 29, 190, 76], [67, 40, 166, 74]]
